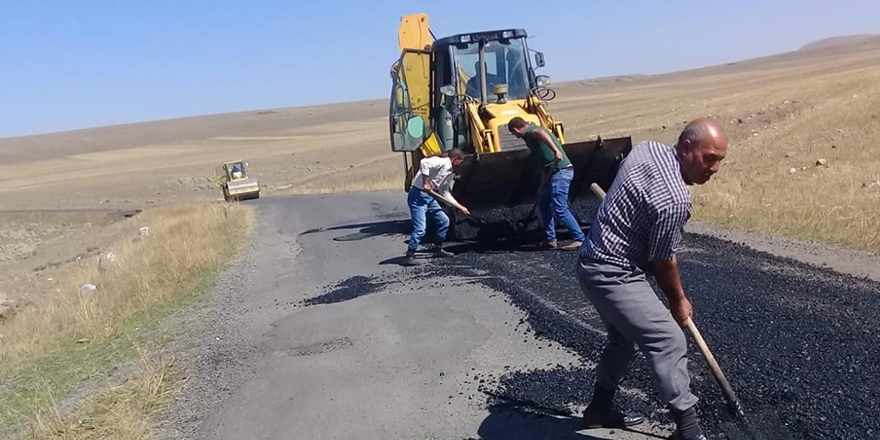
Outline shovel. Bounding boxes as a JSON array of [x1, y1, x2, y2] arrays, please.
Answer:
[[588, 182, 792, 440], [425, 189, 485, 227], [516, 170, 552, 231]]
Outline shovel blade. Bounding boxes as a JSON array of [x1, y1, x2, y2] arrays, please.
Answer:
[[719, 405, 795, 440]]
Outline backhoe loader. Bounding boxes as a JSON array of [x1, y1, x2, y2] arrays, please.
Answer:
[[389, 13, 632, 242]]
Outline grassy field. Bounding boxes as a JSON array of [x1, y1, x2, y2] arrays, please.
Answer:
[[686, 58, 880, 251], [0, 203, 255, 439]]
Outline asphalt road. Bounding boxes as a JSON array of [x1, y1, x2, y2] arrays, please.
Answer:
[[163, 191, 880, 440]]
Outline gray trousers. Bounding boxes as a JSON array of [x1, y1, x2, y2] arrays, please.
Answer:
[[576, 258, 698, 412]]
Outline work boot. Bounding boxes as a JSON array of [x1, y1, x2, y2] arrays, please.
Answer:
[[667, 406, 706, 440], [537, 240, 558, 250], [560, 240, 583, 251], [667, 434, 707, 440], [402, 249, 418, 266], [582, 407, 646, 429], [432, 244, 454, 258], [582, 385, 646, 429]]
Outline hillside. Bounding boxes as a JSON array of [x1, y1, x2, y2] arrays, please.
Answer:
[[800, 34, 880, 51]]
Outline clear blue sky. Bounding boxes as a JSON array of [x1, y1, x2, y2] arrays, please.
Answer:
[[1, 0, 877, 138]]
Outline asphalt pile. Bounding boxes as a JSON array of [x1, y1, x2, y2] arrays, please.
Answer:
[[426, 232, 880, 440], [447, 197, 599, 243]]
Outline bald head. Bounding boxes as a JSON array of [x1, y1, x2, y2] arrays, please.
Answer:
[[678, 117, 727, 149], [675, 117, 728, 185]]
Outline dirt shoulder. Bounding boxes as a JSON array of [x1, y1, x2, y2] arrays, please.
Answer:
[[687, 220, 880, 282]]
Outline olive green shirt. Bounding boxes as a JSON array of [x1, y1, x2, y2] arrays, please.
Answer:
[[523, 125, 572, 169]]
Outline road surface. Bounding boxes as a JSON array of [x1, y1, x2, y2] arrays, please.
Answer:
[[161, 191, 880, 440]]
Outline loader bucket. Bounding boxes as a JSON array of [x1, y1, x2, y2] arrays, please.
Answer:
[[445, 136, 633, 242]]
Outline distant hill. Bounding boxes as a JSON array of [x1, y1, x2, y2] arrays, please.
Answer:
[[800, 34, 880, 51], [549, 33, 880, 92]]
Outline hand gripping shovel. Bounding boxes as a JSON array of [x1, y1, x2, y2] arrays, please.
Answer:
[[588, 182, 793, 440], [425, 189, 484, 227]]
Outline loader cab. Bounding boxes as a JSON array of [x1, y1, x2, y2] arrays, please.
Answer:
[[388, 29, 550, 156], [437, 29, 537, 104], [434, 30, 543, 146]]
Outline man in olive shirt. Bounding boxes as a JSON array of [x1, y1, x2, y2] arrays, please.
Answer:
[[508, 117, 585, 250]]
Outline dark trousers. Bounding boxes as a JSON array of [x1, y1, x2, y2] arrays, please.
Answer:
[[576, 258, 698, 412]]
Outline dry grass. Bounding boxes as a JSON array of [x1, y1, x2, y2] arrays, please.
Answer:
[[0, 202, 255, 433], [0, 203, 253, 360], [689, 63, 880, 252], [286, 155, 402, 195], [25, 351, 182, 440]]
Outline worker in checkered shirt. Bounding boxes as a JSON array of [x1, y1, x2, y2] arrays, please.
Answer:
[[577, 118, 728, 440]]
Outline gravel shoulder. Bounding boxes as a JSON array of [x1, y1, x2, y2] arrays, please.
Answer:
[[686, 221, 880, 283]]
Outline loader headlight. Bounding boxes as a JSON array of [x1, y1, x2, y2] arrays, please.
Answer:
[[536, 75, 551, 87], [440, 85, 457, 97]]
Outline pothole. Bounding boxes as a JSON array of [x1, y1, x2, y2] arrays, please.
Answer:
[[284, 337, 353, 357]]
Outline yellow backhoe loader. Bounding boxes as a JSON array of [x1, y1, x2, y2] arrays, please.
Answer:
[[389, 13, 633, 242]]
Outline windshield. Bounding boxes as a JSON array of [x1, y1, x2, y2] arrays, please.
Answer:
[[453, 37, 531, 101]]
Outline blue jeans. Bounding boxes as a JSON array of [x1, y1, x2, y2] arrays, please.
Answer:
[[407, 187, 450, 251], [538, 167, 586, 242]]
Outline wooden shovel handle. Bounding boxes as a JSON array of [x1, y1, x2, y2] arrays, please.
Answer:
[[425, 189, 456, 208], [426, 189, 469, 215], [685, 317, 744, 415], [589, 182, 607, 199]]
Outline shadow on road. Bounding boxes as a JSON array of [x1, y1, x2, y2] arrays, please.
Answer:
[[472, 407, 597, 440], [300, 220, 410, 242], [442, 240, 578, 255], [473, 404, 666, 440], [301, 275, 391, 306], [302, 218, 582, 253], [378, 242, 564, 267], [473, 365, 667, 440]]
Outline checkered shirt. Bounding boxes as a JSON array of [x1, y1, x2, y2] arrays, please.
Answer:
[[580, 140, 692, 272]]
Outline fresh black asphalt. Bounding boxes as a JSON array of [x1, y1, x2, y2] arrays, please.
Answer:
[[313, 226, 880, 440]]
